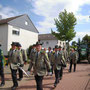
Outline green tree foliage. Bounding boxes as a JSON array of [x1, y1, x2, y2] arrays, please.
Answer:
[[82, 34, 90, 43], [51, 9, 77, 52]]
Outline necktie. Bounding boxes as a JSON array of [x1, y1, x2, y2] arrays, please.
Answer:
[[35, 52, 38, 65]]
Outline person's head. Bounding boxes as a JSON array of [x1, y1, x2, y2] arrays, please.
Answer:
[[33, 44, 36, 49], [17, 43, 22, 50], [44, 48, 46, 51], [55, 45, 59, 52], [58, 46, 62, 51], [71, 48, 75, 52], [36, 42, 42, 52], [48, 47, 51, 52], [11, 42, 17, 50]]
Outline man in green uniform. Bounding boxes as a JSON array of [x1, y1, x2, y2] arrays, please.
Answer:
[[47, 47, 53, 75], [17, 43, 28, 81], [53, 45, 61, 87], [8, 42, 23, 90], [27, 41, 51, 90], [69, 48, 78, 72], [0, 44, 5, 87]]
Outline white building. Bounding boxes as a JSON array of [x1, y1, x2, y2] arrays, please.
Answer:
[[39, 34, 66, 49], [0, 14, 38, 55]]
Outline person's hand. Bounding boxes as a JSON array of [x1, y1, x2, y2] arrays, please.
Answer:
[[27, 71, 30, 75], [20, 64, 24, 67], [47, 72, 52, 76]]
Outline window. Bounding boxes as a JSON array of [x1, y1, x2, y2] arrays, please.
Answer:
[[46, 41, 49, 44], [42, 42, 44, 44], [25, 21, 28, 25], [12, 30, 20, 35]]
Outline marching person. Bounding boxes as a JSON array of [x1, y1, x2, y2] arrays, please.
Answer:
[[0, 44, 5, 87], [17, 43, 28, 81], [27, 41, 51, 90], [62, 47, 68, 62], [29, 44, 36, 61], [58, 46, 66, 80], [47, 47, 53, 75], [53, 45, 62, 87], [8, 42, 23, 90], [69, 48, 78, 72], [28, 44, 36, 75]]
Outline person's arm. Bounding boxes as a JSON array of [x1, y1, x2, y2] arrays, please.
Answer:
[[44, 53, 51, 71], [28, 60, 33, 71]]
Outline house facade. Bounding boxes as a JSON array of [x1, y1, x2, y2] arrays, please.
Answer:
[[0, 14, 38, 55], [39, 34, 66, 49]]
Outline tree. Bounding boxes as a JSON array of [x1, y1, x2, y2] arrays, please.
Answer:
[[71, 41, 77, 46], [82, 34, 90, 43], [51, 9, 77, 53]]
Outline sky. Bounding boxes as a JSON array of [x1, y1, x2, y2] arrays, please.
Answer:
[[0, 0, 90, 43]]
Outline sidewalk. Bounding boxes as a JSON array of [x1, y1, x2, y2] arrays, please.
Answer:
[[0, 62, 90, 90]]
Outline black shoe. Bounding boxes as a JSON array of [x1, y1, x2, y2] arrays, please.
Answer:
[[54, 83, 57, 87], [17, 78, 22, 81], [0, 83, 5, 87], [11, 86, 18, 90], [59, 77, 62, 80]]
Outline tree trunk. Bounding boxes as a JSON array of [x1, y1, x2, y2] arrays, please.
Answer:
[[67, 41, 70, 55]]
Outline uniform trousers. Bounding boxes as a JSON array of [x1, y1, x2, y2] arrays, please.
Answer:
[[10, 67, 18, 87], [0, 66, 5, 84], [59, 66, 63, 79], [54, 69, 60, 84], [18, 68, 23, 79], [35, 75, 43, 90], [69, 60, 76, 72]]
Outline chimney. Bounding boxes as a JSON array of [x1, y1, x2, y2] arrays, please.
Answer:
[[0, 15, 2, 20]]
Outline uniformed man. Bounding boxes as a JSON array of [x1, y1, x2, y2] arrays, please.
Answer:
[[29, 44, 36, 61], [59, 46, 67, 80], [53, 45, 62, 87], [27, 42, 51, 90], [47, 47, 53, 75], [17, 43, 28, 81], [62, 48, 68, 62], [8, 42, 23, 90], [69, 48, 78, 72], [0, 44, 5, 87]]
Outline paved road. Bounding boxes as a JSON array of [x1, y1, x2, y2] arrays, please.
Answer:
[[0, 61, 90, 90]]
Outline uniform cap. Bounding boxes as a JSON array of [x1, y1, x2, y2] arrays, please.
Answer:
[[17, 43, 22, 47], [36, 41, 42, 46], [11, 42, 17, 46]]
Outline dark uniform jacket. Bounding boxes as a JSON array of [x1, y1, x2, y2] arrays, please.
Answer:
[[0, 49, 4, 68], [8, 49, 23, 69], [69, 51, 78, 64], [28, 51, 51, 76]]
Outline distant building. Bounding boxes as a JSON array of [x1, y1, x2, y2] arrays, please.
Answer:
[[0, 14, 38, 55], [39, 34, 66, 49]]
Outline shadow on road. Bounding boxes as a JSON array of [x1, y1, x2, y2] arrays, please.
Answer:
[[0, 87, 11, 90]]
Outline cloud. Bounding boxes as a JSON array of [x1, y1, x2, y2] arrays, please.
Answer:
[[27, 0, 90, 33], [0, 4, 18, 19]]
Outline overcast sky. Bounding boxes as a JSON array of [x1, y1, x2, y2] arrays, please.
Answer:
[[0, 0, 90, 42]]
